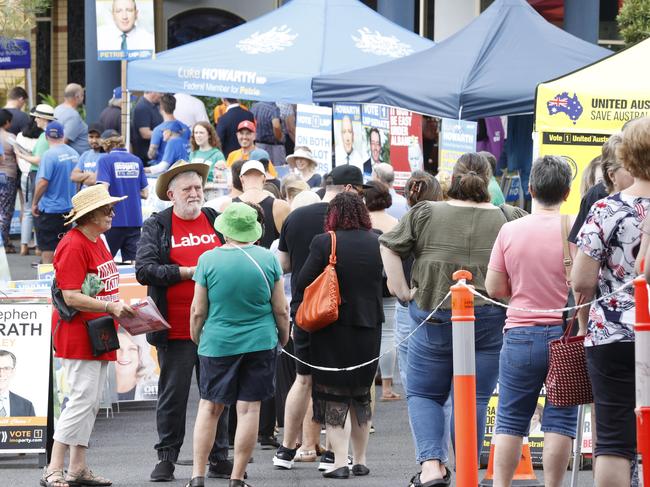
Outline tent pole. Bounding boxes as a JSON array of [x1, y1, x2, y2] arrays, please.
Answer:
[[121, 60, 130, 148], [458, 105, 463, 121], [419, 0, 425, 36], [26, 68, 34, 109]]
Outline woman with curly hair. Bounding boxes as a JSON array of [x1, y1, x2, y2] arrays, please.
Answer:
[[295, 192, 384, 479]]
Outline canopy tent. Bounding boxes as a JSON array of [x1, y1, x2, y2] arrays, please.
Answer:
[[127, 0, 433, 103], [311, 0, 611, 120], [535, 37, 650, 132]]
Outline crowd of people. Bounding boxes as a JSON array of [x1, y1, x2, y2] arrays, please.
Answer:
[[2, 83, 644, 487]]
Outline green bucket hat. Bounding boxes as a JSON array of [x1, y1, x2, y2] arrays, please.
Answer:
[[214, 202, 263, 243]]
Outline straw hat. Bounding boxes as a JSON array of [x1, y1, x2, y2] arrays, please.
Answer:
[[64, 185, 127, 225], [155, 159, 210, 201], [214, 202, 262, 243], [286, 147, 317, 169]]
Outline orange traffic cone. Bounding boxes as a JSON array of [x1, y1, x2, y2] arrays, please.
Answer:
[[479, 437, 543, 486]]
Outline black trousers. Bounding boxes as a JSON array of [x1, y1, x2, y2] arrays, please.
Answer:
[[155, 339, 229, 463]]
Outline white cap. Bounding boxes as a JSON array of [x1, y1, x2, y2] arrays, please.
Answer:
[[240, 160, 265, 176]]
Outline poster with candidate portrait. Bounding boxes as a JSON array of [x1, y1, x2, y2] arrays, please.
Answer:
[[389, 108, 423, 189], [361, 104, 390, 179], [0, 301, 51, 453], [96, 0, 155, 61], [333, 104, 367, 173]]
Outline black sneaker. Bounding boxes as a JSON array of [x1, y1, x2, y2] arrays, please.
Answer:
[[272, 446, 297, 470], [207, 459, 233, 479], [150, 460, 175, 482], [258, 435, 280, 450]]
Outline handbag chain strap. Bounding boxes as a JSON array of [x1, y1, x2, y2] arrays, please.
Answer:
[[233, 245, 272, 299], [560, 214, 573, 285], [562, 295, 585, 342]]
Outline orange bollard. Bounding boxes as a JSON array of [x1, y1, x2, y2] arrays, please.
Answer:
[[634, 276, 650, 487], [451, 270, 478, 487], [479, 437, 543, 486]]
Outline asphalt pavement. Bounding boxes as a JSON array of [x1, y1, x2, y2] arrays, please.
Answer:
[[1, 248, 598, 486]]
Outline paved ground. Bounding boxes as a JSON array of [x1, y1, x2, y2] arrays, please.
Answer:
[[1, 247, 598, 486]]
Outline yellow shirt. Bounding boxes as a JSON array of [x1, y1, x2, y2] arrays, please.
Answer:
[[226, 148, 277, 177]]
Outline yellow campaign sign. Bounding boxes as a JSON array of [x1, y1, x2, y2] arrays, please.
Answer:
[[535, 38, 650, 214]]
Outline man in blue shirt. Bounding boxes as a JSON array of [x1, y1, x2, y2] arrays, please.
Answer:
[[31, 121, 79, 263], [148, 94, 189, 164], [70, 123, 104, 188], [96, 134, 148, 263], [146, 121, 190, 176], [53, 83, 90, 155]]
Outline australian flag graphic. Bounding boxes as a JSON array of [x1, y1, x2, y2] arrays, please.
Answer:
[[547, 92, 583, 124]]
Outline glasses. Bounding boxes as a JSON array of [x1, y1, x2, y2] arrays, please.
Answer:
[[97, 206, 115, 216], [0, 366, 14, 373]]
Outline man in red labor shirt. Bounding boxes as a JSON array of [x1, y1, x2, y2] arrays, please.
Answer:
[[136, 160, 233, 482]]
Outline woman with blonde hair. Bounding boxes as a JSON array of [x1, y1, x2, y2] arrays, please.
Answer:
[[189, 121, 226, 183], [286, 147, 321, 188]]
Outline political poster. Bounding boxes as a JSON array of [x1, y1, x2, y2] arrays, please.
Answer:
[[333, 103, 366, 172], [0, 38, 30, 70], [389, 108, 422, 189], [0, 301, 51, 453], [481, 391, 546, 467], [295, 104, 333, 175], [438, 118, 478, 175], [96, 0, 155, 61], [361, 104, 390, 179]]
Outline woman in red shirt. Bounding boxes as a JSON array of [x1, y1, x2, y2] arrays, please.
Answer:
[[41, 185, 134, 487]]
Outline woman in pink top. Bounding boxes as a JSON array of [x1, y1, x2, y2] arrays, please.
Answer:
[[485, 155, 580, 487]]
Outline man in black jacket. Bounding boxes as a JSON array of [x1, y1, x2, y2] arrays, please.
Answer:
[[216, 98, 255, 158], [136, 160, 232, 482]]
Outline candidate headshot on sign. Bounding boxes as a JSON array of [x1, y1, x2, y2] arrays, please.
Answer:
[[0, 349, 35, 417], [96, 0, 155, 55]]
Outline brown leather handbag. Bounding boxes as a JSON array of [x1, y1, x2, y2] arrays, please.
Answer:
[[296, 231, 341, 332]]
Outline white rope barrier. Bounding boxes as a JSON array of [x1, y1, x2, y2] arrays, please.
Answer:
[[280, 277, 639, 372], [280, 291, 452, 372]]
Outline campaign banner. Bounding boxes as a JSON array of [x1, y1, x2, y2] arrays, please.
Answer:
[[295, 104, 333, 175], [96, 0, 155, 61], [389, 108, 422, 188], [361, 104, 390, 178], [0, 302, 51, 453], [537, 131, 608, 214], [438, 118, 478, 175], [0, 38, 31, 70], [333, 103, 366, 172]]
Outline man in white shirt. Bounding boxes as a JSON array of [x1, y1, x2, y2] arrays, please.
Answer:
[[335, 115, 364, 171], [173, 93, 209, 128], [97, 0, 155, 52], [372, 162, 408, 219], [0, 350, 35, 417]]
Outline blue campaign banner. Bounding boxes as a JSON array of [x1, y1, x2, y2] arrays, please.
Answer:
[[439, 118, 477, 174], [361, 104, 390, 130], [0, 38, 31, 69]]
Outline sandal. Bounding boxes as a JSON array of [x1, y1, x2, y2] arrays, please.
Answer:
[[294, 449, 318, 462], [408, 469, 451, 487], [4, 244, 16, 254], [381, 391, 402, 401], [65, 468, 112, 486], [185, 477, 204, 487], [229, 480, 252, 487], [40, 468, 69, 487]]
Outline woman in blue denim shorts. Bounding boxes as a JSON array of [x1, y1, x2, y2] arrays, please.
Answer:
[[381, 153, 524, 487], [486, 155, 578, 487]]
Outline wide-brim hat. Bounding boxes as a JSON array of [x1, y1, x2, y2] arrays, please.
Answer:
[[214, 202, 263, 243], [64, 184, 127, 225], [33, 103, 56, 121], [155, 159, 210, 201], [286, 147, 317, 168]]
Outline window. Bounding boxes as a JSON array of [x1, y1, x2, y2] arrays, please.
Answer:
[[167, 8, 245, 49]]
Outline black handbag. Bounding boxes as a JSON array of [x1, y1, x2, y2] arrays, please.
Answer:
[[51, 278, 78, 322], [86, 315, 119, 356]]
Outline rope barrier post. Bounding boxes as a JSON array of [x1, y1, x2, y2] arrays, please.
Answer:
[[634, 276, 650, 487], [451, 269, 478, 487]]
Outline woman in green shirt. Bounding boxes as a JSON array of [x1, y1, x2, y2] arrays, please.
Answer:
[[380, 153, 521, 487], [188, 202, 289, 487], [189, 121, 226, 183]]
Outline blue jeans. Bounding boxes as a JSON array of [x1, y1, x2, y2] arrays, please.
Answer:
[[394, 301, 410, 388], [407, 303, 504, 463], [496, 325, 578, 438]]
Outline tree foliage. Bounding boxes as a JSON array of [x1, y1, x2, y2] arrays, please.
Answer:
[[0, 0, 50, 40], [617, 0, 650, 46]]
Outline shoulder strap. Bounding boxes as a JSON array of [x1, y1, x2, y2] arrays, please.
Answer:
[[560, 214, 572, 284], [327, 231, 337, 265], [234, 246, 272, 299]]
